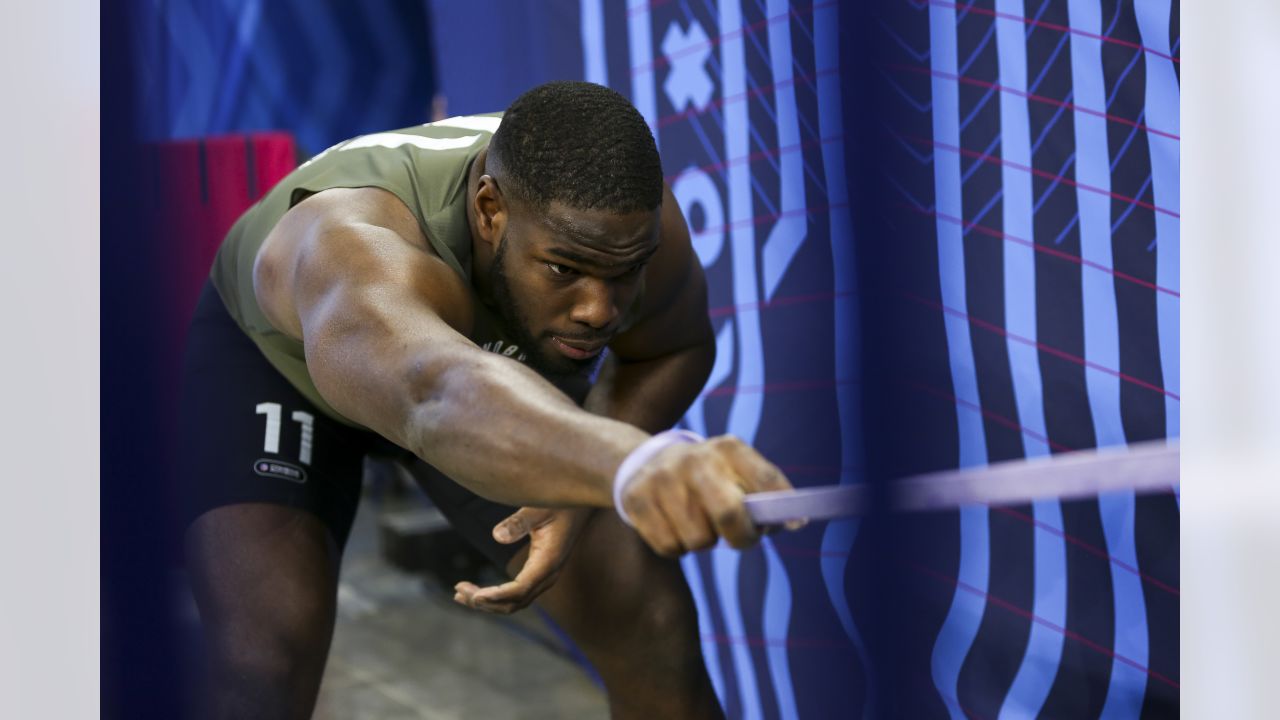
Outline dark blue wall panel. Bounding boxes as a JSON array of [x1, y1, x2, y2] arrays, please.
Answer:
[[129, 0, 437, 155]]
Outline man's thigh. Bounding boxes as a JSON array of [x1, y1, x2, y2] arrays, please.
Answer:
[[177, 280, 373, 549]]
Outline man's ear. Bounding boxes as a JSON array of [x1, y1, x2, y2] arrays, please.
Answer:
[[474, 175, 506, 249]]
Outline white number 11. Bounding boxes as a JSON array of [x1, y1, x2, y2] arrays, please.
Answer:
[[255, 402, 314, 465]]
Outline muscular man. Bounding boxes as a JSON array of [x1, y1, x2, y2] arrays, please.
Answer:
[[179, 81, 794, 719]]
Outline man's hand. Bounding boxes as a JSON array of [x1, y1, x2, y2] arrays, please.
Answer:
[[619, 435, 795, 557], [452, 507, 592, 614]]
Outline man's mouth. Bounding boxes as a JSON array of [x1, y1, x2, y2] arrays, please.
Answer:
[[551, 336, 606, 360]]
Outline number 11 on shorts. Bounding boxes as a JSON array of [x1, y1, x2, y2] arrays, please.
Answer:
[[255, 402, 314, 465]]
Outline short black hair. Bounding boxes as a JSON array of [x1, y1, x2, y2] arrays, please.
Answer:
[[489, 81, 663, 214]]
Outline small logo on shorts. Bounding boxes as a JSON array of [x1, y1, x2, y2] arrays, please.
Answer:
[[253, 458, 308, 484]]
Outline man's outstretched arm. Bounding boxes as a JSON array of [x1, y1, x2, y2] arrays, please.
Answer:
[[253, 186, 791, 554]]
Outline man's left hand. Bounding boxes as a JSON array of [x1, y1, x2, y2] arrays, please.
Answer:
[[452, 506, 592, 614]]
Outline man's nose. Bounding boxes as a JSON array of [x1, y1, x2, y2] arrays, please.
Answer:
[[568, 278, 621, 330]]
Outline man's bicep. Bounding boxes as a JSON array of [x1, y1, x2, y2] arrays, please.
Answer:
[[609, 185, 714, 362]]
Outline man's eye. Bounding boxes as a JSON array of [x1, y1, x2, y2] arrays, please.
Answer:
[[547, 263, 577, 277]]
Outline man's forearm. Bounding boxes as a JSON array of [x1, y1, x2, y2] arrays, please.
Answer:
[[396, 351, 650, 509], [584, 340, 716, 433]]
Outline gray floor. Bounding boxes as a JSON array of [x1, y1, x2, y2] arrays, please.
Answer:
[[312, 492, 609, 719]]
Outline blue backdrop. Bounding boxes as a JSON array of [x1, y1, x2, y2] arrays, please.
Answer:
[[129, 0, 437, 153], [852, 0, 1179, 717]]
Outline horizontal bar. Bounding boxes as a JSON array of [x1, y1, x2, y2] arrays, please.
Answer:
[[741, 440, 1179, 524]]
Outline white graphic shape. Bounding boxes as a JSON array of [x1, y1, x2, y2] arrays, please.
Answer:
[[256, 402, 282, 454], [672, 166, 726, 268], [291, 411, 315, 466], [661, 20, 714, 112]]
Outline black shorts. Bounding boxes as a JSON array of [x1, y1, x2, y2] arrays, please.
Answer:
[[177, 280, 527, 568]]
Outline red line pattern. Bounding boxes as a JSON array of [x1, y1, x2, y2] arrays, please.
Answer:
[[918, 0, 1180, 64], [713, 382, 1176, 597], [705, 371, 1072, 452], [910, 379, 1073, 452], [885, 63, 1180, 141], [655, 67, 840, 129], [774, 495, 1181, 598], [665, 134, 844, 184], [627, 0, 1180, 692], [744, 547, 1181, 682], [707, 289, 855, 319], [908, 135, 1179, 219], [906, 206, 1181, 298], [631, 2, 835, 76], [689, 201, 850, 239], [902, 383, 1182, 598], [990, 505, 1179, 597], [913, 562, 1180, 690], [701, 293, 1173, 403], [903, 292, 1180, 401]]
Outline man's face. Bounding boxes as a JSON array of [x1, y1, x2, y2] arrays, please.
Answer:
[[487, 199, 662, 381]]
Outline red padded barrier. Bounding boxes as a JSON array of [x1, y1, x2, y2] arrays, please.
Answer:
[[146, 132, 296, 349]]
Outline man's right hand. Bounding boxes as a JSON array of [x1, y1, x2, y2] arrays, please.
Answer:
[[617, 435, 794, 556]]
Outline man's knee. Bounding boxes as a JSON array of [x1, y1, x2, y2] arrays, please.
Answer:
[[633, 559, 698, 634], [574, 547, 702, 662], [214, 624, 325, 679], [201, 620, 331, 720]]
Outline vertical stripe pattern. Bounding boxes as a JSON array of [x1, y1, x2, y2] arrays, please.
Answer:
[[1133, 0, 1180, 444], [1065, 2, 1150, 717], [927, 3, 993, 718], [994, 1, 1068, 716], [580, 0, 607, 86], [627, 0, 659, 147]]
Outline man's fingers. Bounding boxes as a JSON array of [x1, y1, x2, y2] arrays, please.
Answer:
[[621, 483, 686, 558], [453, 537, 562, 613], [454, 578, 545, 614], [656, 475, 717, 553], [456, 575, 553, 614], [713, 435, 794, 494], [690, 464, 759, 549], [453, 581, 485, 609], [492, 506, 554, 544]]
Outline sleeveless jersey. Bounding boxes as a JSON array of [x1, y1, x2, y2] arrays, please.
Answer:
[[210, 114, 527, 428]]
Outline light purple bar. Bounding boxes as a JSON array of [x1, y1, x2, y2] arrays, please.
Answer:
[[892, 440, 1179, 513], [745, 485, 868, 524], [743, 440, 1179, 524]]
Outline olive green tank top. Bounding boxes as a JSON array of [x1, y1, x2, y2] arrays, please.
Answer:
[[210, 114, 517, 428]]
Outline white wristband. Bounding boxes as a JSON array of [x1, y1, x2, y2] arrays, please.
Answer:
[[613, 429, 705, 526]]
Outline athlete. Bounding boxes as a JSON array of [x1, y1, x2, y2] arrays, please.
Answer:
[[179, 80, 795, 719]]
